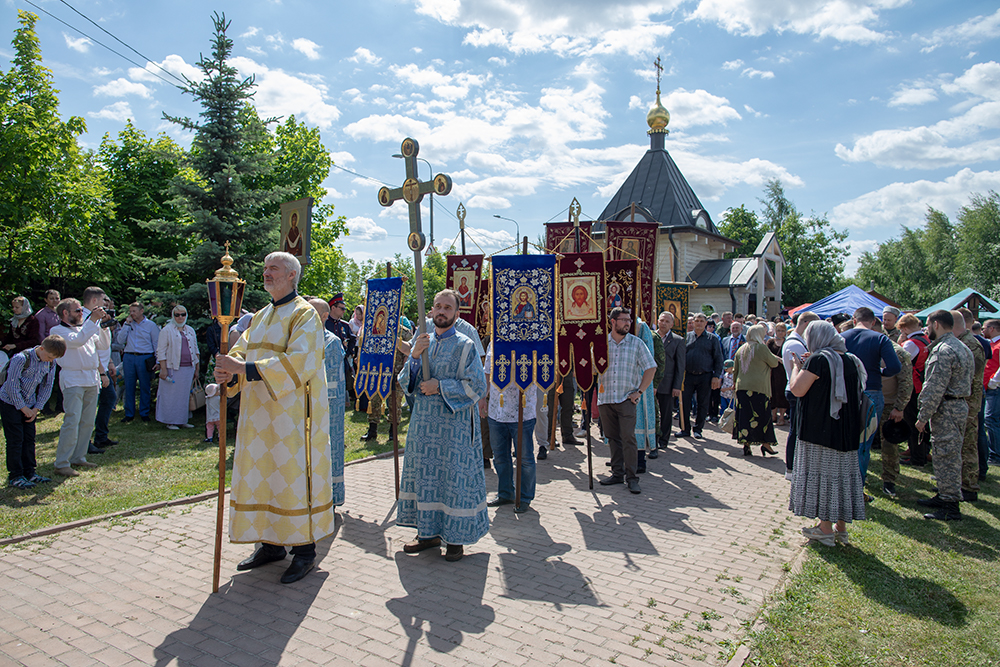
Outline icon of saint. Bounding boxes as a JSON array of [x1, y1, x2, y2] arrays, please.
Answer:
[[284, 211, 303, 256], [456, 276, 473, 308], [512, 289, 535, 320], [567, 284, 593, 320]]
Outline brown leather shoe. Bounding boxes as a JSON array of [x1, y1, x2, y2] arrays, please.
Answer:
[[72, 461, 98, 469], [402, 537, 441, 553], [445, 545, 464, 562], [55, 467, 79, 477]]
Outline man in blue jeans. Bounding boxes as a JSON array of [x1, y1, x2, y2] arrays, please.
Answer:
[[482, 345, 536, 513], [842, 307, 901, 489], [115, 302, 160, 422], [982, 319, 1000, 466]]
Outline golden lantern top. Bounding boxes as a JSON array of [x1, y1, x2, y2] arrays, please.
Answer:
[[211, 241, 241, 282]]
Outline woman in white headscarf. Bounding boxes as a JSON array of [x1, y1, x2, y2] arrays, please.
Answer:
[[788, 320, 866, 547], [2, 296, 40, 354], [155, 305, 199, 429], [732, 324, 781, 456]]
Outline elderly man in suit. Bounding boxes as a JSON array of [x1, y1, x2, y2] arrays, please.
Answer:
[[652, 311, 686, 457], [722, 320, 745, 362]]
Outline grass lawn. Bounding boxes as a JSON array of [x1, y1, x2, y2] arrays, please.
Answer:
[[0, 401, 407, 541], [748, 449, 1000, 667]]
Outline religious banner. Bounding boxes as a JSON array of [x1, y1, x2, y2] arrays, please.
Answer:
[[279, 197, 314, 265], [605, 259, 639, 334], [354, 276, 404, 401], [656, 282, 691, 336], [491, 254, 558, 393], [475, 275, 491, 342], [545, 220, 592, 254], [557, 252, 607, 391], [445, 254, 484, 327], [605, 221, 658, 326]]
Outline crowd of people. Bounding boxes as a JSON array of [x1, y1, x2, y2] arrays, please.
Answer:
[[4, 268, 998, 578]]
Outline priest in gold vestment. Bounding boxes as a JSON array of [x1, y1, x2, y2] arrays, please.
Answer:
[[215, 252, 334, 584]]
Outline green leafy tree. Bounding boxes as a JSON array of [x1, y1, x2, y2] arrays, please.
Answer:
[[718, 204, 764, 259], [956, 191, 1000, 301], [0, 11, 113, 296]]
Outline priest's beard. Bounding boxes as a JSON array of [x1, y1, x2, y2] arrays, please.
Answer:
[[434, 312, 458, 330]]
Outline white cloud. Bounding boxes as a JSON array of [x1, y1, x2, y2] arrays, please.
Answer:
[[844, 238, 880, 275], [229, 56, 341, 128], [63, 33, 91, 53], [88, 101, 133, 122], [742, 67, 775, 79], [887, 86, 938, 107], [628, 95, 644, 110], [240, 27, 261, 38], [246, 45, 267, 57], [743, 104, 764, 117], [330, 151, 355, 164], [325, 187, 357, 199], [488, 56, 508, 66], [829, 168, 1000, 230], [442, 226, 515, 253], [661, 88, 741, 128], [347, 216, 388, 242], [93, 78, 153, 99], [943, 60, 1000, 100], [722, 59, 744, 70], [129, 55, 203, 84], [919, 8, 1000, 53], [466, 194, 512, 209], [291, 38, 321, 60], [690, 0, 909, 44], [348, 47, 381, 65]]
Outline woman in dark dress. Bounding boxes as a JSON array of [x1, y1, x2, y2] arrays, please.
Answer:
[[788, 321, 865, 546], [3, 296, 41, 354], [733, 324, 781, 456], [768, 321, 790, 425]]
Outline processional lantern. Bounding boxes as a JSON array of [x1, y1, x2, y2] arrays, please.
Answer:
[[206, 242, 246, 326]]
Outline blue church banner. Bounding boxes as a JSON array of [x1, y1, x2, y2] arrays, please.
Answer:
[[491, 254, 558, 393], [355, 276, 404, 400]]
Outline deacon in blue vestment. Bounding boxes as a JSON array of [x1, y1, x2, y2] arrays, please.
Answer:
[[309, 298, 346, 507], [398, 290, 489, 562]]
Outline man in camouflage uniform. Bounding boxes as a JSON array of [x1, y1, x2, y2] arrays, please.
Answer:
[[882, 306, 902, 343], [916, 310, 975, 521], [955, 308, 986, 501], [877, 330, 912, 498]]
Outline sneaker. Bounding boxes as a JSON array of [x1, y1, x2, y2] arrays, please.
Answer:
[[166, 425, 180, 430], [834, 529, 850, 545], [573, 428, 586, 439], [27, 474, 51, 484], [882, 482, 897, 498], [180, 423, 195, 429], [537, 447, 548, 460], [784, 470, 794, 482], [8, 476, 36, 489], [692, 431, 704, 440], [801, 525, 835, 546]]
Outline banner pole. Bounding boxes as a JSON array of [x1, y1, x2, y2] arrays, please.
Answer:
[[388, 262, 400, 500], [516, 389, 524, 510]]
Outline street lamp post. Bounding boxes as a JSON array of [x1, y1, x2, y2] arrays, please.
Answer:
[[493, 214, 520, 254], [393, 153, 435, 253]]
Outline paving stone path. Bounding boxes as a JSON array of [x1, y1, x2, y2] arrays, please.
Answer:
[[1, 422, 802, 666]]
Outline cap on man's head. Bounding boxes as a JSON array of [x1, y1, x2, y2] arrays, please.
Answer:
[[830, 313, 851, 327], [329, 292, 345, 308], [883, 306, 901, 318]]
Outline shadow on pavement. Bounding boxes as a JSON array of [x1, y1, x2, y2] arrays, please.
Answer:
[[386, 550, 494, 665]]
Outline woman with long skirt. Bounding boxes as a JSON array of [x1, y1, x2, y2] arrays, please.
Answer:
[[732, 324, 781, 456], [155, 306, 199, 430]]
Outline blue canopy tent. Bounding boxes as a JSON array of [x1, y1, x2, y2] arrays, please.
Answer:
[[797, 285, 893, 319], [914, 288, 1000, 322]]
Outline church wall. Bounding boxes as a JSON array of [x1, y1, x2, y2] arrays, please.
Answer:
[[688, 288, 738, 317]]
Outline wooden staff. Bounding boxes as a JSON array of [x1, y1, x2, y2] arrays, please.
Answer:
[[516, 389, 524, 510], [213, 325, 229, 594], [585, 390, 593, 489], [388, 262, 400, 500]]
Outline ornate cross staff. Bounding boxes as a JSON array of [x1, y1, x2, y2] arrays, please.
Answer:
[[378, 137, 453, 380], [457, 202, 467, 254]]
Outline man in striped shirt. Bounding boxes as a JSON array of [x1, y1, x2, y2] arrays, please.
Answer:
[[598, 307, 657, 495], [1, 335, 66, 488]]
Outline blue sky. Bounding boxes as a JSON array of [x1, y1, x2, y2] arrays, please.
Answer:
[[3, 0, 999, 275]]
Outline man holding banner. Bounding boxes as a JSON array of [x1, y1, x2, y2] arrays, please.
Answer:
[[397, 290, 489, 562]]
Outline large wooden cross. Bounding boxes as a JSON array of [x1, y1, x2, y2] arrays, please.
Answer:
[[377, 137, 453, 380]]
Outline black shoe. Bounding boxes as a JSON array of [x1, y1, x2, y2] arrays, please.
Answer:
[[563, 438, 582, 446], [676, 431, 690, 438], [513, 503, 531, 514], [627, 479, 641, 494], [487, 495, 514, 507], [864, 492, 873, 503], [361, 423, 377, 442], [445, 545, 464, 562], [483, 458, 491, 469], [121, 417, 134, 424], [882, 482, 897, 498], [95, 439, 118, 447], [403, 537, 441, 553], [537, 447, 547, 460], [237, 545, 287, 570], [924, 501, 962, 521], [140, 416, 150, 423], [87, 444, 105, 455], [279, 556, 315, 584], [962, 489, 978, 502], [599, 475, 624, 486], [605, 460, 612, 466], [636, 464, 646, 474], [918, 494, 945, 508], [648, 449, 659, 459]]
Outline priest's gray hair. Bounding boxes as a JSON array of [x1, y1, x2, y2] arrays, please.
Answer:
[[265, 251, 302, 286]]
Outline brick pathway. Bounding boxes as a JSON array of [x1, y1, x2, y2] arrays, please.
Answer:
[[1, 423, 801, 666]]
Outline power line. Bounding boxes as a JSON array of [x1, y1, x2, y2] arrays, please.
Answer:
[[56, 0, 189, 87], [21, 0, 183, 91], [330, 162, 393, 188]]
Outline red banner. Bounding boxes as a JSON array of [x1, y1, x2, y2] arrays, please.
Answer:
[[475, 275, 490, 342], [605, 221, 657, 328], [445, 254, 484, 327], [557, 252, 607, 391], [545, 221, 592, 254], [605, 260, 639, 335]]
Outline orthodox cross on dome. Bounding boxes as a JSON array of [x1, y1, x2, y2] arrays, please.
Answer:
[[654, 55, 663, 94]]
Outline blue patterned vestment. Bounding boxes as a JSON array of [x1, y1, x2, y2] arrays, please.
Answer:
[[635, 321, 658, 451], [397, 326, 489, 545], [323, 330, 346, 506]]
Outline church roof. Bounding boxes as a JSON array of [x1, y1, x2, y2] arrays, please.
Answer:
[[593, 133, 718, 234], [689, 258, 773, 289]]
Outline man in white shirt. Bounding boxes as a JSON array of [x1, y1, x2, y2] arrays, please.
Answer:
[[51, 298, 107, 477], [781, 311, 818, 478], [80, 287, 116, 452]]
